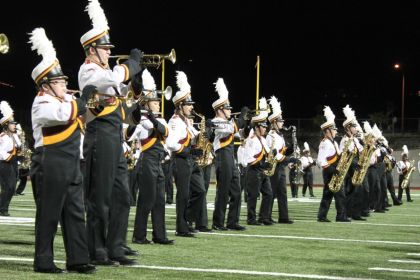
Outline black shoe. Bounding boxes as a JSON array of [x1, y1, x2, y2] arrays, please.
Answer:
[[227, 224, 246, 231], [373, 209, 385, 213], [132, 237, 152, 244], [188, 226, 199, 233], [278, 219, 294, 224], [196, 226, 213, 232], [336, 218, 351, 222], [123, 245, 139, 256], [247, 220, 262, 226], [317, 218, 331, 222], [269, 218, 277, 224], [262, 220, 274, 226], [212, 225, 228, 231], [361, 212, 370, 217], [393, 200, 402, 206], [408, 199, 414, 202], [67, 264, 96, 274], [165, 200, 173, 205], [310, 195, 316, 198], [383, 208, 389, 211], [152, 238, 175, 245], [110, 256, 138, 266], [385, 203, 392, 207], [351, 216, 366, 221], [0, 211, 10, 216], [90, 258, 119, 266], [34, 266, 65, 274], [175, 231, 195, 237]]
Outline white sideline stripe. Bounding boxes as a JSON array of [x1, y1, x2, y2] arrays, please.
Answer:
[[388, 259, 420, 264], [295, 220, 420, 228], [369, 267, 420, 273], [407, 253, 420, 256], [0, 257, 376, 280]]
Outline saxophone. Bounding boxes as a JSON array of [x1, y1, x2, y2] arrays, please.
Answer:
[[401, 160, 416, 189], [263, 139, 277, 176], [127, 140, 138, 171], [351, 134, 376, 187], [192, 111, 213, 167], [329, 136, 357, 192], [383, 155, 395, 172], [17, 130, 32, 170]]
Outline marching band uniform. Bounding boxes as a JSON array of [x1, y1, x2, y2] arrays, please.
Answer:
[[367, 125, 385, 212], [383, 146, 401, 206], [210, 78, 247, 231], [397, 145, 413, 202], [288, 163, 299, 198], [14, 125, 29, 196], [237, 139, 248, 202], [317, 106, 349, 222], [166, 71, 208, 236], [244, 98, 273, 225], [266, 96, 295, 223], [131, 69, 173, 245], [0, 102, 20, 216], [29, 28, 94, 274], [79, 0, 141, 265], [300, 142, 315, 198], [162, 144, 174, 204]]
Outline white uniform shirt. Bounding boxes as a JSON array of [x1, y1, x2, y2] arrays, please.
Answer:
[[244, 131, 270, 165], [339, 135, 363, 154], [31, 92, 79, 149], [0, 133, 21, 161], [300, 155, 314, 169], [212, 117, 237, 151], [369, 148, 381, 166], [166, 114, 198, 154], [266, 130, 287, 162], [317, 138, 340, 168], [237, 145, 247, 167], [397, 160, 411, 174], [130, 115, 169, 152]]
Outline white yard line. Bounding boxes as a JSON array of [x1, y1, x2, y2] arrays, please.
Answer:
[[0, 256, 377, 280], [369, 267, 420, 273], [388, 259, 420, 264], [407, 253, 420, 256]]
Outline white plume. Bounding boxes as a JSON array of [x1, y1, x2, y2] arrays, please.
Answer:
[[0, 101, 13, 118], [269, 96, 282, 114], [176, 71, 191, 93], [363, 121, 372, 134], [355, 120, 363, 133], [323, 106, 335, 122], [259, 97, 267, 111], [304, 142, 310, 151], [16, 124, 22, 131], [28, 27, 56, 64], [372, 124, 382, 139], [343, 104, 356, 120], [86, 0, 109, 30], [141, 69, 156, 91], [402, 145, 409, 155], [214, 78, 229, 99]]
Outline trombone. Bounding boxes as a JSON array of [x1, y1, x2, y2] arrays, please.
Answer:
[[110, 49, 176, 69], [0, 33, 9, 54]]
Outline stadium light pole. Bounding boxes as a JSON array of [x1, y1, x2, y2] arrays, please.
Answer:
[[394, 63, 405, 132]]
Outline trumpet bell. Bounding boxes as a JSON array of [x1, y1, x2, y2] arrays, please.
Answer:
[[156, 86, 172, 100], [0, 34, 9, 54], [166, 49, 176, 64]]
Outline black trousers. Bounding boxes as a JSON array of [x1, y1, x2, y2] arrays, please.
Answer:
[[31, 148, 89, 270], [163, 159, 174, 203], [15, 168, 29, 194], [202, 164, 212, 193], [302, 169, 314, 197], [385, 171, 399, 203], [246, 166, 273, 222], [367, 165, 381, 210], [398, 174, 411, 201], [289, 169, 299, 197], [239, 165, 248, 202], [173, 156, 206, 233], [133, 151, 167, 240], [0, 159, 18, 213], [317, 165, 347, 220], [84, 134, 131, 260], [212, 149, 242, 227], [269, 164, 289, 221]]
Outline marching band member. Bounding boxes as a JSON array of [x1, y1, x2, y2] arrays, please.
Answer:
[[209, 78, 248, 231], [166, 71, 209, 237], [368, 125, 386, 212], [0, 101, 20, 216], [317, 106, 349, 222], [288, 161, 300, 198], [244, 98, 273, 225], [29, 28, 95, 274], [237, 137, 248, 202], [397, 145, 414, 202], [162, 144, 174, 204], [131, 69, 173, 245], [266, 96, 296, 224], [300, 142, 316, 198], [340, 105, 364, 220], [380, 137, 402, 206], [78, 0, 140, 266], [14, 124, 29, 196]]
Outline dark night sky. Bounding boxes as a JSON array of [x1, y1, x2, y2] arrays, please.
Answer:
[[1, 0, 420, 128]]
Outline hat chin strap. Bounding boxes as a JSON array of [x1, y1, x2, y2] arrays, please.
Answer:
[[93, 47, 107, 67], [45, 81, 60, 100]]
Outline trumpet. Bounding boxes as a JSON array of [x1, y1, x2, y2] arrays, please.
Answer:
[[0, 33, 9, 54], [110, 49, 176, 69], [125, 86, 173, 107]]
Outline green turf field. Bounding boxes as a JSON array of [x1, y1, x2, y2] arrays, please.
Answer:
[[0, 184, 419, 279]]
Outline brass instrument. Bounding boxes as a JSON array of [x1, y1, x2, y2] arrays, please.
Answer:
[[0, 34, 9, 54], [263, 139, 277, 177], [192, 110, 213, 167], [127, 140, 138, 171], [351, 134, 376, 186], [329, 136, 357, 192], [110, 49, 176, 69], [17, 129, 32, 170], [401, 160, 416, 189], [130, 86, 173, 107], [384, 155, 395, 172], [231, 107, 271, 118]]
